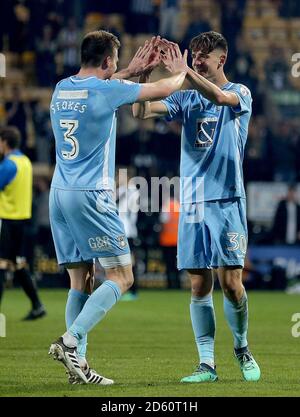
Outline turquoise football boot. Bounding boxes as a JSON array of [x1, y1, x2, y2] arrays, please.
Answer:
[[234, 347, 261, 381], [180, 363, 218, 383]]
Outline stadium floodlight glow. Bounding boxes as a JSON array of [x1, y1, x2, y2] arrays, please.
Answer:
[[0, 53, 6, 77]]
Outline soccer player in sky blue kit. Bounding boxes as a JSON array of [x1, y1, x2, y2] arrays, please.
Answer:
[[133, 31, 261, 382], [48, 31, 187, 384]]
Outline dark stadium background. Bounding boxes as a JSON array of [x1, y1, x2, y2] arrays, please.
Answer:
[[1, 0, 300, 293]]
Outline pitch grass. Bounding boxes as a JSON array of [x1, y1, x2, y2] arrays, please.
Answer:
[[0, 289, 299, 397]]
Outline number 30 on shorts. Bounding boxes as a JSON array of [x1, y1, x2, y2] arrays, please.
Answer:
[[226, 232, 247, 254]]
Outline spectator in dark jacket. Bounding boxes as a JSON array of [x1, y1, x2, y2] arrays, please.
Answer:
[[271, 184, 300, 244]]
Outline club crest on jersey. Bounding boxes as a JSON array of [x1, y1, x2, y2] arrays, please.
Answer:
[[117, 235, 128, 249], [195, 117, 218, 148], [240, 85, 250, 96]]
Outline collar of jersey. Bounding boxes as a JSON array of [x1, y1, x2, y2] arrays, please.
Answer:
[[70, 75, 98, 82], [221, 82, 232, 90]]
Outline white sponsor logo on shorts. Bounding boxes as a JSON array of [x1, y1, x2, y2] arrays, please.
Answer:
[[88, 236, 112, 251]]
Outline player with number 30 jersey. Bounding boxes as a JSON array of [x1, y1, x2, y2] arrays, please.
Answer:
[[133, 31, 261, 384]]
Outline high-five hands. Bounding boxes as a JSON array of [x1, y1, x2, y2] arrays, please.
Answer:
[[159, 39, 188, 74], [127, 36, 187, 77], [127, 36, 162, 77]]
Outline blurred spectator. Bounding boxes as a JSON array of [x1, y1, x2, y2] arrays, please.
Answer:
[[133, 124, 158, 177], [265, 47, 290, 91], [229, 38, 258, 94], [152, 120, 181, 176], [220, 0, 246, 68], [98, 15, 122, 41], [35, 25, 57, 87], [180, 8, 211, 56], [33, 176, 54, 255], [116, 105, 140, 166], [159, 195, 180, 289], [58, 17, 81, 78], [9, 3, 32, 57], [32, 100, 53, 164], [270, 184, 300, 244], [0, 0, 14, 50], [270, 122, 298, 182], [159, 0, 180, 41], [278, 0, 300, 17], [27, 0, 59, 37], [86, 0, 129, 14], [231, 40, 265, 117], [244, 117, 273, 182], [126, 0, 158, 35], [5, 85, 32, 153]]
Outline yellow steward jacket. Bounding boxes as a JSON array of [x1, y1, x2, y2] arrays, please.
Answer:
[[0, 150, 32, 219]]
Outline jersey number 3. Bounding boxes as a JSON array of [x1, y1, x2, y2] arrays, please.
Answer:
[[60, 119, 79, 160]]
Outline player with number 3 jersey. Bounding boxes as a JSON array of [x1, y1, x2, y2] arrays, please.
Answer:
[[48, 31, 187, 384]]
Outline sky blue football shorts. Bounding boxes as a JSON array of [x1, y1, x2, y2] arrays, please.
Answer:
[[177, 197, 247, 270], [49, 188, 131, 268]]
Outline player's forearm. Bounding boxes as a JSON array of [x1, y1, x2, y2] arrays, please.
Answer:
[[187, 67, 224, 105], [132, 73, 150, 119], [132, 100, 152, 119], [111, 67, 134, 80], [155, 71, 186, 97]]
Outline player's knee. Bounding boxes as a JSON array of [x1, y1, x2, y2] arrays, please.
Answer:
[[222, 276, 243, 302], [122, 267, 134, 291], [106, 264, 134, 293], [191, 280, 212, 297], [125, 272, 134, 290], [223, 287, 239, 302], [191, 285, 211, 298], [190, 274, 212, 297]]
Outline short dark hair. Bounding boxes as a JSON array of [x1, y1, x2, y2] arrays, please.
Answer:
[[81, 30, 121, 67], [0, 126, 21, 149], [190, 31, 228, 54]]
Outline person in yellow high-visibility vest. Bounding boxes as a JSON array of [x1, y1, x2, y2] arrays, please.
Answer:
[[0, 126, 46, 320]]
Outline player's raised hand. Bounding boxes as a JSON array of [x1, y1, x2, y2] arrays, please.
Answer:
[[143, 38, 162, 76], [127, 36, 161, 77], [161, 42, 188, 74]]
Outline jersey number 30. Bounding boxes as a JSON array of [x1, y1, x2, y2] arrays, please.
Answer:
[[60, 119, 79, 160]]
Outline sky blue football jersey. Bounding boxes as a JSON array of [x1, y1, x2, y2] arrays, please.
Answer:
[[50, 76, 141, 190], [162, 82, 252, 203]]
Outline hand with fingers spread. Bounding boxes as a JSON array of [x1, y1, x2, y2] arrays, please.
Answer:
[[143, 41, 162, 76], [160, 42, 188, 75], [127, 36, 162, 77]]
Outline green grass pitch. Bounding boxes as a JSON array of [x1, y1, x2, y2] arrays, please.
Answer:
[[0, 289, 299, 397]]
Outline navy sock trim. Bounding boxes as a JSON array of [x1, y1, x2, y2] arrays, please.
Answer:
[[234, 346, 249, 355]]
